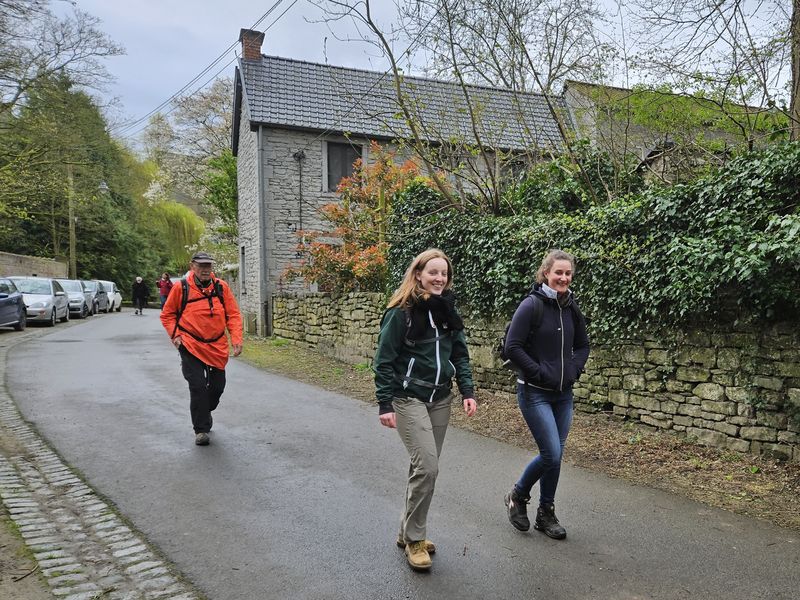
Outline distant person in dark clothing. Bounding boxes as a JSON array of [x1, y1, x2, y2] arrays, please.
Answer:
[[156, 272, 174, 308], [132, 277, 149, 315]]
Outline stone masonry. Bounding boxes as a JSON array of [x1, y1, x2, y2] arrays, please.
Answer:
[[236, 121, 373, 335], [273, 292, 800, 462], [0, 251, 67, 278]]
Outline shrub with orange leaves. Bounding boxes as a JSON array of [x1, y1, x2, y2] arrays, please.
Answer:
[[284, 142, 421, 292]]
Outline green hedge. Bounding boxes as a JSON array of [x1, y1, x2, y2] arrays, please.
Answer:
[[387, 143, 800, 336]]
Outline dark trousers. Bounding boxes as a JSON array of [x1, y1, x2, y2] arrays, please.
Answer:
[[134, 297, 146, 312], [179, 346, 226, 433]]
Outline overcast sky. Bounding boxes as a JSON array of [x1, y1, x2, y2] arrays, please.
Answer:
[[68, 0, 402, 141]]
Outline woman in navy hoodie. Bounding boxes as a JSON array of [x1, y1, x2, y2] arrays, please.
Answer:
[[503, 249, 590, 539]]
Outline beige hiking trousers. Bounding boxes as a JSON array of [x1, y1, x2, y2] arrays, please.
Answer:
[[393, 394, 452, 543]]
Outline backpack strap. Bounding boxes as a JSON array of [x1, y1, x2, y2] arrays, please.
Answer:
[[171, 277, 226, 343], [530, 293, 543, 329]]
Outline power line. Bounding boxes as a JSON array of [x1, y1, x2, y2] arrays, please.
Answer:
[[111, 0, 287, 137], [118, 0, 300, 142]]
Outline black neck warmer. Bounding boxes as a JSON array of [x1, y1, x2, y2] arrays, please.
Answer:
[[407, 290, 464, 340]]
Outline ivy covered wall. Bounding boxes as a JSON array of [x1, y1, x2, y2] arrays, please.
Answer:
[[273, 292, 800, 462]]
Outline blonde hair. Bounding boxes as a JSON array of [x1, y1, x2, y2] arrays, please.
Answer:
[[536, 249, 575, 284], [387, 248, 453, 308]]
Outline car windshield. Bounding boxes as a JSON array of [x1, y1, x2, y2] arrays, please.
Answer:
[[83, 281, 97, 292], [14, 279, 51, 294], [58, 280, 83, 292]]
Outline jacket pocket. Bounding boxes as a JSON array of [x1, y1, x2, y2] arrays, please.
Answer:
[[536, 360, 561, 389]]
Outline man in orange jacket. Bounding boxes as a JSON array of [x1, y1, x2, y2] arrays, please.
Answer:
[[160, 251, 243, 446]]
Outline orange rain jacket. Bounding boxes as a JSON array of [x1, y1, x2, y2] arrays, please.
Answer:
[[160, 274, 243, 369]]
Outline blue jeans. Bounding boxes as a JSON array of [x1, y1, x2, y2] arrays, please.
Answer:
[[515, 384, 573, 506]]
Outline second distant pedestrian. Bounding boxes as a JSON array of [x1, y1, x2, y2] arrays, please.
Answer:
[[156, 272, 174, 308], [132, 277, 150, 315]]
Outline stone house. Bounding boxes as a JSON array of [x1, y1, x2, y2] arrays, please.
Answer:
[[563, 80, 778, 183], [231, 28, 567, 335]]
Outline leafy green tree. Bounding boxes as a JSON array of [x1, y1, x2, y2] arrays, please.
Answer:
[[199, 149, 238, 244], [0, 72, 203, 287]]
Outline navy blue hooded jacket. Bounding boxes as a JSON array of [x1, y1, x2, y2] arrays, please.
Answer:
[[504, 284, 590, 391]]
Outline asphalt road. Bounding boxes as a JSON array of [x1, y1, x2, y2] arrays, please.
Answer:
[[6, 313, 799, 600]]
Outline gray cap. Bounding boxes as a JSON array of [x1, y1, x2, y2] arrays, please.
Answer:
[[191, 251, 214, 264]]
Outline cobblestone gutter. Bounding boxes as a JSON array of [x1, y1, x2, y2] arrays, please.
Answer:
[[0, 332, 202, 600]]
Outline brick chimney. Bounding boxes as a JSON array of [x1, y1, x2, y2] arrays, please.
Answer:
[[239, 29, 265, 61]]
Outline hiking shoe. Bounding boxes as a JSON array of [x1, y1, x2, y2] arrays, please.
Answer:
[[404, 540, 432, 571], [195, 432, 210, 446], [396, 536, 436, 554], [534, 504, 567, 539], [504, 488, 530, 531]]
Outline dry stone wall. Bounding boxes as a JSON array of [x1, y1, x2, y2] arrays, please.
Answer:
[[0, 251, 67, 278], [273, 292, 800, 461]]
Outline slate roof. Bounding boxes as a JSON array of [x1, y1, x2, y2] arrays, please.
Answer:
[[236, 55, 566, 152]]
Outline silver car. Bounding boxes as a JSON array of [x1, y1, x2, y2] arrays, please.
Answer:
[[81, 279, 109, 315], [56, 279, 91, 318], [9, 276, 70, 326], [98, 280, 123, 312]]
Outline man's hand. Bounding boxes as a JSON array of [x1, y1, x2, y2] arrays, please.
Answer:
[[172, 335, 183, 349], [231, 343, 243, 356]]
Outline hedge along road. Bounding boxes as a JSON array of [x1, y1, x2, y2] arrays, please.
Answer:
[[6, 313, 799, 600]]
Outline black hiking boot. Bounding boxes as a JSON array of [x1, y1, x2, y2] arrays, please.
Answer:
[[504, 488, 530, 531], [534, 504, 566, 539]]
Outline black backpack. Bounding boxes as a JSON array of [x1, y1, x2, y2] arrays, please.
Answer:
[[171, 277, 226, 342], [498, 293, 544, 370]]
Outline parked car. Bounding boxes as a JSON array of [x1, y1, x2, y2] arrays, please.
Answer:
[[9, 276, 69, 326], [56, 279, 91, 318], [99, 280, 122, 312], [81, 279, 109, 314], [0, 278, 26, 331]]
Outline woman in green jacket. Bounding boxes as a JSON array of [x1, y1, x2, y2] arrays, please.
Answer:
[[374, 248, 477, 572]]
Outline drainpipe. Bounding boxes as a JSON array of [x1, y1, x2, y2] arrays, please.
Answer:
[[257, 125, 271, 336], [292, 150, 306, 254]]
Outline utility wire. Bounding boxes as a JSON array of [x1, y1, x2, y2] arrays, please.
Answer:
[[111, 0, 287, 136]]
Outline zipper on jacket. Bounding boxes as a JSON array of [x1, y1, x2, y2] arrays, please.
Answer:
[[403, 358, 415, 389], [430, 310, 441, 402], [558, 304, 565, 391]]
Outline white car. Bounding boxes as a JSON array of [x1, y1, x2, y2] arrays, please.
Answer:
[[99, 280, 123, 312]]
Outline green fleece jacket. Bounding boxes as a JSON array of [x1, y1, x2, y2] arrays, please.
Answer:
[[374, 306, 475, 414]]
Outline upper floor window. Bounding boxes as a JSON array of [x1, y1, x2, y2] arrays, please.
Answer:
[[327, 142, 362, 192]]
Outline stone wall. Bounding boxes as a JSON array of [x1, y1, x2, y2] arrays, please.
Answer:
[[0, 251, 67, 278], [272, 292, 800, 461], [273, 293, 383, 364]]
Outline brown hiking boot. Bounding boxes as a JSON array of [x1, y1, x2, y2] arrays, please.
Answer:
[[195, 432, 210, 446], [404, 540, 432, 571], [396, 536, 436, 554]]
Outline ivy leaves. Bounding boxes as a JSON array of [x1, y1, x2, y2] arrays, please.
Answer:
[[386, 143, 800, 336]]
